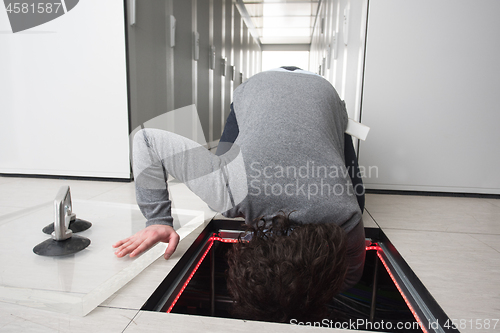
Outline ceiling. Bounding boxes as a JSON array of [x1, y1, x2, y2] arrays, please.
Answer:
[[239, 0, 320, 45]]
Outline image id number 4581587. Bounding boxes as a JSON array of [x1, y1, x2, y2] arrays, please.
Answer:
[[6, 3, 63, 14], [444, 319, 498, 330]]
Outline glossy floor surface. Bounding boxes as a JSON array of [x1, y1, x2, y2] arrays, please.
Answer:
[[0, 176, 499, 332]]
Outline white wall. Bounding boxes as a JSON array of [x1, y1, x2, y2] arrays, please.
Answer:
[[359, 0, 500, 194], [0, 1, 130, 178]]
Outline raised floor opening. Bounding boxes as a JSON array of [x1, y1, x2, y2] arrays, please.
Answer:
[[143, 220, 459, 333]]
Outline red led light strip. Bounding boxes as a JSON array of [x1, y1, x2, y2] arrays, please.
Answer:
[[167, 238, 428, 333], [166, 234, 238, 313], [212, 236, 239, 243], [372, 247, 430, 333]]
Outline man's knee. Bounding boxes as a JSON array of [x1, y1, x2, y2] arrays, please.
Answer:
[[134, 129, 153, 149]]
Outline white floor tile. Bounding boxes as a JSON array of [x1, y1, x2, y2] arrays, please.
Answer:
[[0, 199, 207, 316], [0, 206, 24, 218], [383, 229, 500, 333], [469, 234, 500, 253], [0, 301, 136, 333], [366, 194, 500, 234], [169, 182, 218, 220], [101, 223, 207, 310], [124, 311, 371, 333], [0, 176, 18, 185], [89, 182, 137, 204], [362, 210, 378, 228]]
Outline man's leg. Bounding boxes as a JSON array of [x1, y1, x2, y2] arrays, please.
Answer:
[[344, 133, 365, 213], [216, 104, 239, 156], [133, 128, 246, 227]]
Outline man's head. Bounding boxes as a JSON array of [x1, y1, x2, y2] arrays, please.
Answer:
[[226, 213, 348, 322]]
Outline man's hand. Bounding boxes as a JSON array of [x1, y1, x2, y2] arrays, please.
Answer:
[[113, 225, 180, 259]]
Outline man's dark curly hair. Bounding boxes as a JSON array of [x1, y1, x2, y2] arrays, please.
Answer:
[[226, 212, 348, 322]]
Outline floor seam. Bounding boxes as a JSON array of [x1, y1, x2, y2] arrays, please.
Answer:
[[121, 309, 141, 333], [364, 209, 381, 228], [98, 305, 142, 311], [0, 201, 52, 226], [468, 234, 500, 254], [86, 183, 130, 201]]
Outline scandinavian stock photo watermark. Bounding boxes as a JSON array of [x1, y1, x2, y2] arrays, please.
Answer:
[[248, 161, 378, 200]]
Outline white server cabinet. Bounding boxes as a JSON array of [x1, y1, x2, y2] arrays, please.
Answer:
[[359, 0, 500, 194]]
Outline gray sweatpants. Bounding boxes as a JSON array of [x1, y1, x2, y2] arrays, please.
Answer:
[[132, 128, 247, 227]]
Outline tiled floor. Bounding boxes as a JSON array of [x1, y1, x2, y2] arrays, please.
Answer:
[[365, 194, 500, 234], [0, 301, 137, 333], [0, 176, 499, 332], [365, 193, 500, 333]]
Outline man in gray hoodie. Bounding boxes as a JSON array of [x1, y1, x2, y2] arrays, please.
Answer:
[[113, 68, 365, 317]]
